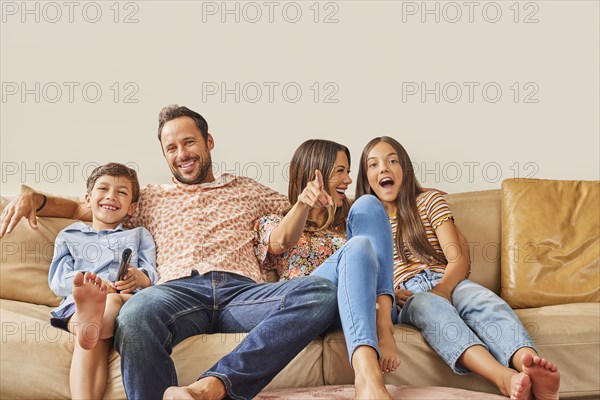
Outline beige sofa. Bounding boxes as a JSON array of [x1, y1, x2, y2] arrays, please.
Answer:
[[1, 179, 598, 399]]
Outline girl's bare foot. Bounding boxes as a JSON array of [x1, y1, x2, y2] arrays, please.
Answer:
[[521, 353, 560, 400], [72, 272, 107, 350], [378, 328, 400, 373], [508, 372, 532, 400]]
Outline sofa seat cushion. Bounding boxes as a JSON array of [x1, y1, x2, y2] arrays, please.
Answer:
[[164, 333, 325, 392], [1, 298, 325, 399], [323, 303, 600, 399], [514, 303, 600, 398], [0, 299, 73, 399], [256, 384, 505, 399], [323, 326, 499, 394]]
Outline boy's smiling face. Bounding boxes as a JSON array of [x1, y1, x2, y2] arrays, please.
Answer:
[[85, 175, 137, 231]]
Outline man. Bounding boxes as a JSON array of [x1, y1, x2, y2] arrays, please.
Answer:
[[0, 105, 338, 400]]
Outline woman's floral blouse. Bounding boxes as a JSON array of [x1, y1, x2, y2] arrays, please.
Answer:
[[254, 214, 345, 280]]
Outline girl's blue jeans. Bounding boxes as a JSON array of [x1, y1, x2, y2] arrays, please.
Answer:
[[399, 269, 536, 374]]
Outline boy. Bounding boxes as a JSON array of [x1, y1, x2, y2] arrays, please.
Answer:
[[48, 162, 158, 400]]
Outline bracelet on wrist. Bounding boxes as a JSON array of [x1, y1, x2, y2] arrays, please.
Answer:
[[35, 194, 47, 213]]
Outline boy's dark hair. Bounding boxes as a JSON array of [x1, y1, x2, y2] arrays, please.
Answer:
[[86, 163, 141, 202], [157, 105, 209, 143]]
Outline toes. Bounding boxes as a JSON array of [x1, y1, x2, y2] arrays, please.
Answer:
[[521, 352, 534, 367], [83, 271, 94, 283], [73, 272, 84, 286], [93, 274, 103, 286]]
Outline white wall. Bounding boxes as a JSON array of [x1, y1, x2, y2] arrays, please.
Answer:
[[1, 1, 598, 197]]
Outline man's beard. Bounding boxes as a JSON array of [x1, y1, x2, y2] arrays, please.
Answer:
[[171, 155, 212, 185]]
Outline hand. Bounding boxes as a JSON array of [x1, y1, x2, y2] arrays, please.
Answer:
[[0, 192, 43, 238], [115, 266, 151, 294], [429, 284, 453, 304], [394, 288, 413, 309], [297, 170, 333, 209], [101, 279, 118, 294]]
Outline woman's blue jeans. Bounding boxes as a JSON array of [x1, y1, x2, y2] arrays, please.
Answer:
[[114, 272, 337, 400], [312, 194, 396, 363], [399, 269, 536, 374]]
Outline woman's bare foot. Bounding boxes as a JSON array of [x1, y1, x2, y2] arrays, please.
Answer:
[[163, 377, 226, 400], [378, 328, 400, 373], [353, 347, 393, 400], [521, 353, 560, 400], [72, 272, 107, 350], [508, 372, 532, 400]]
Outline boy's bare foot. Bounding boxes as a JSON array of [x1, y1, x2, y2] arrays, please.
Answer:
[[353, 347, 393, 400], [508, 372, 532, 400], [378, 328, 400, 373], [73, 272, 107, 350], [521, 353, 560, 400], [163, 377, 226, 400]]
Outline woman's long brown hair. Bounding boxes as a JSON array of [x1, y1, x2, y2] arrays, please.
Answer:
[[355, 137, 447, 266], [287, 139, 351, 235]]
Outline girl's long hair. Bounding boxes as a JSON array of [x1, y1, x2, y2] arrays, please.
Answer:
[[355, 137, 447, 266], [287, 139, 351, 235]]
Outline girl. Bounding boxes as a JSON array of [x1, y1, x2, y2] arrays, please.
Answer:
[[355, 136, 560, 400], [255, 139, 399, 399]]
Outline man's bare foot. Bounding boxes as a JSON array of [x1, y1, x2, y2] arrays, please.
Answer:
[[163, 377, 226, 400], [509, 372, 532, 400], [521, 353, 560, 400], [72, 272, 107, 350], [378, 328, 400, 373], [163, 387, 195, 400]]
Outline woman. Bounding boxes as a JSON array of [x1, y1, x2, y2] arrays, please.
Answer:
[[255, 139, 399, 399]]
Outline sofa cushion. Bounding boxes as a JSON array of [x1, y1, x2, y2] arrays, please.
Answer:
[[323, 302, 600, 399], [501, 179, 600, 308], [446, 190, 502, 295], [0, 299, 74, 399], [1, 297, 325, 399], [0, 199, 78, 306]]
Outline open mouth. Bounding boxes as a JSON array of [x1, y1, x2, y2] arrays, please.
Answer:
[[178, 159, 196, 171], [100, 204, 119, 211], [335, 188, 347, 197], [379, 177, 395, 188]]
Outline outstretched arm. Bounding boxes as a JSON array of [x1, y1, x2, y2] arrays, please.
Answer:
[[0, 191, 91, 237], [267, 170, 333, 255]]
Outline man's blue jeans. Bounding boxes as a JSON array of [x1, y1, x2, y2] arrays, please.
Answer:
[[114, 272, 337, 400], [399, 269, 536, 374], [312, 195, 396, 363]]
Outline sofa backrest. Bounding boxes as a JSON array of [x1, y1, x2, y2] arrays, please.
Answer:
[[446, 189, 502, 295], [0, 190, 505, 305], [0, 196, 75, 306], [501, 179, 599, 308]]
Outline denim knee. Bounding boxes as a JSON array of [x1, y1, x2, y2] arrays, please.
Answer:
[[114, 289, 165, 349], [403, 291, 450, 324], [297, 276, 338, 314], [344, 236, 376, 258], [349, 195, 386, 219]]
